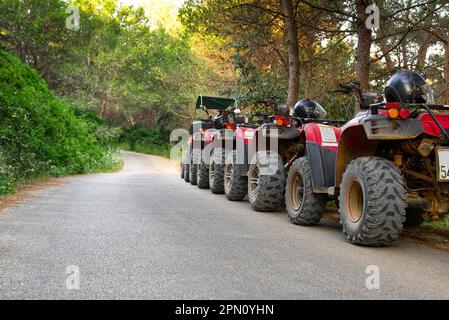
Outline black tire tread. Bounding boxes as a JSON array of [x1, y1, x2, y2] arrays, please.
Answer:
[[184, 163, 190, 183], [209, 148, 225, 194], [225, 150, 248, 201], [339, 156, 406, 246], [286, 157, 327, 226], [197, 161, 210, 189], [189, 150, 199, 185], [248, 151, 285, 211]]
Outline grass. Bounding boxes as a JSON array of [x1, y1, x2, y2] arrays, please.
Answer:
[[426, 217, 449, 230]]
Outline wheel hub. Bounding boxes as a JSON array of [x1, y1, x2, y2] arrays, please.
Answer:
[[346, 179, 364, 223], [289, 172, 304, 211], [250, 166, 260, 197], [225, 164, 233, 189], [210, 162, 215, 182]]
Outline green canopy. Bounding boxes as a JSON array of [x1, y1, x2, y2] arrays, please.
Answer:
[[195, 96, 235, 110]]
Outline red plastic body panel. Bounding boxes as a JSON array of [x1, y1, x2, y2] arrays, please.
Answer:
[[417, 113, 449, 138], [203, 130, 217, 144], [236, 126, 257, 145], [303, 123, 342, 152]]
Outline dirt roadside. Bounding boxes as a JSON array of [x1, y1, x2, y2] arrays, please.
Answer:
[[0, 178, 62, 213]]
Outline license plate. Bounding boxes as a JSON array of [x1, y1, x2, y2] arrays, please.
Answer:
[[437, 148, 449, 181]]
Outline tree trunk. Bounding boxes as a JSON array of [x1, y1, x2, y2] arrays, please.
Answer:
[[281, 0, 300, 106], [376, 0, 395, 74], [444, 40, 449, 102], [355, 0, 372, 90], [416, 41, 430, 70], [416, 1, 436, 70], [401, 42, 408, 69], [304, 29, 316, 98]]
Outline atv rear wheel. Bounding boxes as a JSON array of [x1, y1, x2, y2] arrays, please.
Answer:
[[339, 157, 406, 246], [197, 161, 210, 189], [184, 163, 190, 183], [189, 151, 198, 185], [181, 152, 189, 180], [224, 150, 247, 201], [180, 162, 184, 179], [248, 151, 285, 211], [209, 148, 225, 194], [189, 164, 197, 185], [285, 157, 327, 226]]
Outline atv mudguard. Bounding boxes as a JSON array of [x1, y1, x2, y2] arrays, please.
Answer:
[[235, 124, 300, 176], [334, 114, 424, 187], [302, 124, 341, 193]]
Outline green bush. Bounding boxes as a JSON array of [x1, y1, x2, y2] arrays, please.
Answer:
[[427, 217, 449, 230], [120, 127, 172, 158], [0, 50, 121, 194]]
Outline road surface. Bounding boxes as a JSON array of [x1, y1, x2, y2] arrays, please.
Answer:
[[1, 151, 449, 299]]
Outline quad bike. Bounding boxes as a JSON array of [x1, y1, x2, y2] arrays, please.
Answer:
[[181, 96, 239, 188], [207, 112, 258, 194], [285, 70, 449, 246], [227, 101, 344, 212]]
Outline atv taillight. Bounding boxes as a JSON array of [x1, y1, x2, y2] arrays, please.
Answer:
[[225, 123, 234, 130], [387, 108, 399, 119], [275, 116, 284, 127], [386, 102, 410, 119], [399, 108, 410, 119]]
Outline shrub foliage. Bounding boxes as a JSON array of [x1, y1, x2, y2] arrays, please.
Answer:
[[0, 50, 121, 194]]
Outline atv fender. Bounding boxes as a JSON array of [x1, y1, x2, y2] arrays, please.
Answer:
[[335, 125, 378, 187], [302, 124, 341, 193]]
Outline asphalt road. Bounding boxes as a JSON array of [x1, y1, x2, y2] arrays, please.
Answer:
[[1, 151, 449, 299]]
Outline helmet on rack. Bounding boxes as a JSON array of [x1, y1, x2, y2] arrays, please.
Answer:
[[214, 111, 229, 129], [275, 103, 290, 116], [293, 99, 327, 118], [385, 70, 434, 104]]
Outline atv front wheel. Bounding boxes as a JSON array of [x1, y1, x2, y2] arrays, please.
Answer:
[[224, 150, 247, 201], [285, 157, 327, 225], [339, 157, 406, 246], [209, 148, 225, 194], [248, 151, 285, 211]]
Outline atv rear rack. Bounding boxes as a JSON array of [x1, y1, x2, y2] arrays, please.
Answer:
[[369, 102, 449, 141]]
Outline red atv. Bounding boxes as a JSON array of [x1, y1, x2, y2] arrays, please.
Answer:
[[225, 101, 344, 211], [182, 96, 253, 191], [207, 113, 258, 194], [285, 70, 449, 246]]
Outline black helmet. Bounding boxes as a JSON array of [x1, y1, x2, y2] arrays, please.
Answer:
[[214, 112, 229, 129], [385, 70, 434, 104], [276, 103, 290, 116], [293, 99, 326, 118]]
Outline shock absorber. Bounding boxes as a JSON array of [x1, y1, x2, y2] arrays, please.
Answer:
[[284, 145, 305, 170]]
